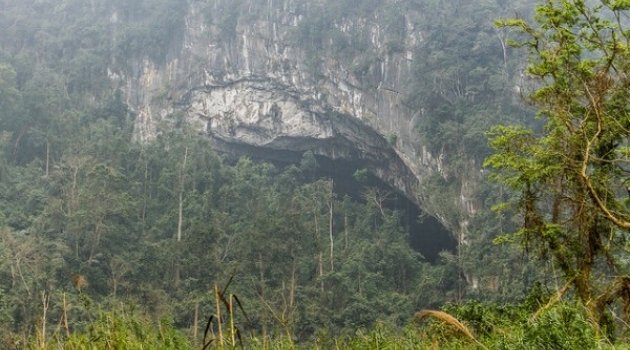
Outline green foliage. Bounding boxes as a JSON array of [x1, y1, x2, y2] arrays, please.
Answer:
[[352, 168, 368, 183], [386, 134, 398, 146], [0, 85, 441, 344], [430, 298, 612, 350], [4, 0, 627, 347], [29, 306, 191, 350], [112, 0, 188, 65], [523, 302, 600, 350], [487, 0, 630, 328], [0, 0, 188, 78], [24, 296, 630, 349], [0, 64, 20, 126], [288, 0, 408, 84]]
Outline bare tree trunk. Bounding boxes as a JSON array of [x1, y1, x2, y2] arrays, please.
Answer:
[[496, 30, 508, 70], [89, 217, 104, 265], [259, 253, 265, 299], [457, 228, 464, 302], [192, 302, 199, 344], [214, 284, 224, 347], [229, 296, 236, 346], [45, 139, 50, 178], [39, 291, 49, 348], [344, 214, 349, 251], [62, 293, 70, 338], [314, 211, 324, 292], [12, 128, 25, 162], [262, 323, 268, 349], [142, 160, 148, 236], [328, 179, 334, 272], [366, 189, 387, 217], [69, 162, 81, 259], [16, 258, 31, 297], [177, 146, 189, 243], [290, 259, 296, 309], [175, 147, 188, 287], [318, 252, 324, 292]]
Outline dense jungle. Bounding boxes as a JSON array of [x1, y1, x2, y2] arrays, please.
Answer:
[[0, 0, 629, 348]]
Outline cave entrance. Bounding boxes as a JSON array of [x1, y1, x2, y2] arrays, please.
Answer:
[[311, 155, 456, 262], [213, 138, 457, 261]]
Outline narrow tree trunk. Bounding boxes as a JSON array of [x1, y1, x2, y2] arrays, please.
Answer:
[[314, 211, 324, 291], [16, 258, 31, 297], [62, 293, 70, 338], [259, 253, 265, 299], [457, 228, 464, 302], [9, 265, 15, 288], [88, 218, 104, 265], [344, 214, 349, 251], [290, 259, 296, 309], [214, 284, 224, 347], [318, 252, 324, 292], [262, 323, 268, 349], [177, 146, 189, 243], [229, 296, 236, 346], [496, 31, 508, 70], [45, 139, 50, 178], [142, 160, 148, 236], [12, 128, 25, 161], [175, 147, 188, 287], [40, 291, 49, 348], [329, 179, 334, 272], [192, 302, 199, 344], [69, 164, 80, 259]]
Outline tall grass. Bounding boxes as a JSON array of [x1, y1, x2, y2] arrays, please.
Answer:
[[22, 296, 629, 349]]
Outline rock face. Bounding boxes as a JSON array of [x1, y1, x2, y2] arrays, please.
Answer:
[[113, 0, 473, 233], [182, 80, 421, 202]]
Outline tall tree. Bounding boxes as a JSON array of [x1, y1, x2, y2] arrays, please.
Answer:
[[486, 0, 630, 326]]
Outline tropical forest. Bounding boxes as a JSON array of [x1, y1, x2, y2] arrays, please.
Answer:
[[0, 0, 629, 348]]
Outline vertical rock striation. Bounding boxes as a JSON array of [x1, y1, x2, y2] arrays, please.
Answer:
[[112, 0, 482, 237]]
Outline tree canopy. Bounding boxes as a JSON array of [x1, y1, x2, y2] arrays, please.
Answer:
[[486, 0, 630, 326]]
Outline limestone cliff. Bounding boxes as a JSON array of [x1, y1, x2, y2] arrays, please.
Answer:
[[110, 0, 516, 235]]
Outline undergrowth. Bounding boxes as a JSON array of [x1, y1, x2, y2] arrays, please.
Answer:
[[21, 295, 630, 350]]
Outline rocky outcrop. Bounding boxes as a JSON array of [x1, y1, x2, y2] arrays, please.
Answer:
[[183, 79, 420, 200], [111, 0, 475, 232]]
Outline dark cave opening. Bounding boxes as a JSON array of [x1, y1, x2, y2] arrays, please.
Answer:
[[312, 155, 456, 262], [214, 140, 457, 262]]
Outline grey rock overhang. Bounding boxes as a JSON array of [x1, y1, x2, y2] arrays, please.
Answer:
[[180, 79, 420, 205]]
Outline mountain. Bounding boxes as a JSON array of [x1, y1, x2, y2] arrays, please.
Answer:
[[107, 0, 531, 238], [0, 0, 539, 343]]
